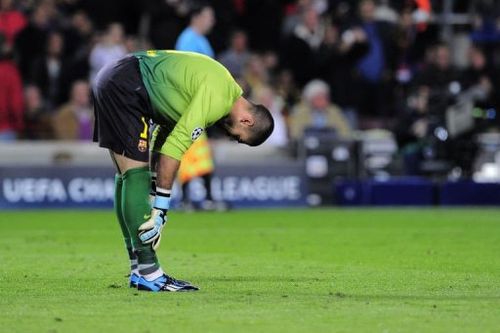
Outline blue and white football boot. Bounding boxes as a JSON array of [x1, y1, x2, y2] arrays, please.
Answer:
[[137, 274, 199, 292], [129, 272, 141, 288]]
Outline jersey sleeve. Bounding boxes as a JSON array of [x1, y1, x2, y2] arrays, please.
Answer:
[[158, 85, 227, 160]]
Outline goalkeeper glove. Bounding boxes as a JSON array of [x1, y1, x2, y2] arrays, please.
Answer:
[[138, 187, 170, 250]]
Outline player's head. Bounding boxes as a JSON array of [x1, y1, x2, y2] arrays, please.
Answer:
[[220, 98, 274, 146]]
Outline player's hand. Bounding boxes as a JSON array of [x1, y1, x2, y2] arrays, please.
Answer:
[[138, 208, 167, 250]]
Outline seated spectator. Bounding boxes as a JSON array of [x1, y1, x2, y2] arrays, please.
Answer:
[[460, 46, 493, 104], [414, 43, 462, 114], [218, 30, 250, 78], [0, 37, 23, 141], [289, 79, 352, 141], [89, 23, 126, 84], [52, 80, 93, 140], [30, 31, 70, 110], [394, 86, 430, 175], [22, 84, 52, 140], [242, 54, 269, 94], [274, 69, 301, 111], [252, 85, 288, 148]]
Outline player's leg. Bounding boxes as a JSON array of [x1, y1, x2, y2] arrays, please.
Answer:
[[112, 153, 162, 279], [110, 152, 140, 287], [115, 152, 198, 292]]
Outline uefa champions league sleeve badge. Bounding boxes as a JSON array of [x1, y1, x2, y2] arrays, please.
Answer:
[[191, 127, 204, 141]]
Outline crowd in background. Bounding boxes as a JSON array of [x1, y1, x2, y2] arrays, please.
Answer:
[[1, 0, 500, 159]]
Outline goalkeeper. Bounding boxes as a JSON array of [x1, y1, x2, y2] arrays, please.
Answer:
[[92, 50, 274, 292]]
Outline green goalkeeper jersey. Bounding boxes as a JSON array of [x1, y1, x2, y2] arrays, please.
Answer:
[[133, 50, 243, 160]]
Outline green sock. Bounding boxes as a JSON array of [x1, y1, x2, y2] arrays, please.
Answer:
[[114, 174, 137, 272], [121, 166, 160, 275]]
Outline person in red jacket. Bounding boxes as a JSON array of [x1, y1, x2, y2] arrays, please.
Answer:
[[0, 36, 23, 140], [0, 0, 27, 48]]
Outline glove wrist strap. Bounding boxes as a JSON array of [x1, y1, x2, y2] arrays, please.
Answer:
[[154, 187, 171, 210]]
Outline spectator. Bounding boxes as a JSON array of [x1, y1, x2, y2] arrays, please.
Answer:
[[0, 38, 23, 140], [218, 29, 250, 78], [52, 80, 93, 140], [14, 3, 52, 78], [317, 22, 367, 128], [252, 85, 288, 148], [125, 35, 140, 53], [274, 69, 301, 111], [145, 0, 189, 49], [63, 10, 93, 81], [394, 86, 430, 175], [22, 84, 52, 140], [460, 46, 493, 105], [282, 6, 325, 87], [242, 54, 269, 94], [89, 22, 126, 84], [374, 0, 398, 24], [289, 79, 352, 141], [30, 31, 70, 109], [414, 43, 462, 114], [175, 3, 215, 57], [353, 0, 396, 116], [0, 0, 27, 49]]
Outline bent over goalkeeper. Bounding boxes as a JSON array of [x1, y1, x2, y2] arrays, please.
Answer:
[[92, 50, 274, 292]]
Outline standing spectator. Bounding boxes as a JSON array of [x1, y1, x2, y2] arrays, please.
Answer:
[[14, 3, 51, 79], [63, 10, 94, 81], [175, 3, 215, 57], [22, 84, 52, 140], [0, 0, 27, 49], [0, 37, 23, 140], [218, 29, 250, 78], [30, 31, 70, 109], [317, 22, 367, 128], [145, 0, 189, 50], [52, 80, 93, 140], [281, 6, 325, 87], [353, 0, 396, 116], [289, 79, 352, 141], [89, 22, 126, 84]]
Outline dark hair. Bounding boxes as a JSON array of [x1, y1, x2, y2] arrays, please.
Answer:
[[189, 1, 211, 19], [246, 103, 274, 146]]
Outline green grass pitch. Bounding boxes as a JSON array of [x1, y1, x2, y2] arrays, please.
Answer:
[[1, 209, 500, 332]]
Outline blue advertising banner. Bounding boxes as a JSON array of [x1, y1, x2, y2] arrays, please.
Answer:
[[0, 164, 307, 209]]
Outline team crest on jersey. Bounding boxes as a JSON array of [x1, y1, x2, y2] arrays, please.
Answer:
[[138, 139, 148, 152], [191, 127, 204, 141]]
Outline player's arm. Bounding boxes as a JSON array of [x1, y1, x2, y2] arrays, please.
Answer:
[[138, 89, 211, 248]]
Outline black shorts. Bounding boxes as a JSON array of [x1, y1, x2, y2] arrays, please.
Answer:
[[92, 55, 154, 162]]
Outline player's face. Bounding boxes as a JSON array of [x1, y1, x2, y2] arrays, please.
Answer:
[[217, 116, 251, 145]]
